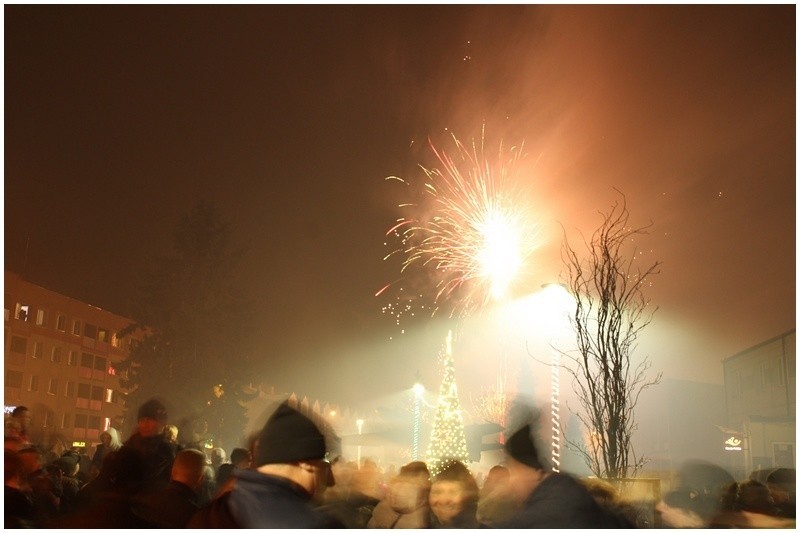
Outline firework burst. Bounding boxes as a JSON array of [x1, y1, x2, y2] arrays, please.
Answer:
[[381, 130, 540, 323]]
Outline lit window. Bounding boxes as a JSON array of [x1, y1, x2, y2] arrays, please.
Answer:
[[98, 328, 108, 343], [16, 304, 29, 321], [35, 309, 46, 327]]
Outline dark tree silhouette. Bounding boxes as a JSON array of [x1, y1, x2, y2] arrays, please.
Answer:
[[559, 192, 662, 479], [115, 203, 256, 447]]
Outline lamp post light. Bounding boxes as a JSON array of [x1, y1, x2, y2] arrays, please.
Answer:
[[540, 283, 575, 473], [412, 382, 425, 460], [356, 418, 364, 468]]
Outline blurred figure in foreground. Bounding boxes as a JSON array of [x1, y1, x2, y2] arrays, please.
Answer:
[[321, 460, 380, 528], [133, 448, 207, 527], [766, 467, 796, 519], [495, 424, 623, 528], [581, 476, 640, 527], [655, 459, 735, 528], [476, 464, 518, 526], [711, 478, 795, 528], [19, 446, 61, 523], [368, 460, 431, 528], [6, 449, 36, 527], [47, 445, 150, 528], [188, 400, 343, 528], [429, 460, 481, 528], [7, 406, 33, 448]]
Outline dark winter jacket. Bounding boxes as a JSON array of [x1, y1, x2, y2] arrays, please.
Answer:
[[5, 485, 36, 528], [188, 469, 344, 528], [122, 432, 176, 492], [496, 472, 626, 528], [132, 479, 200, 528], [44, 490, 152, 529]]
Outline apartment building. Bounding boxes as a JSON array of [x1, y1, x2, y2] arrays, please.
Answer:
[[4, 271, 140, 450], [723, 329, 796, 477]]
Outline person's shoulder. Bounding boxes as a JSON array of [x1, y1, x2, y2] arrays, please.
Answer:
[[187, 492, 239, 528]]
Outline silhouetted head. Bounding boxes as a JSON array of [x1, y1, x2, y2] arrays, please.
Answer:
[[137, 397, 168, 437]]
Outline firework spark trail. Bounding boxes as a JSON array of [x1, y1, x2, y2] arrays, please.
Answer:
[[381, 131, 540, 324]]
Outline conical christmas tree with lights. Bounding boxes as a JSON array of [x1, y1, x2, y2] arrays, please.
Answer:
[[427, 330, 470, 476]]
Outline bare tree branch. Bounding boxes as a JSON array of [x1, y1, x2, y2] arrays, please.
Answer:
[[554, 191, 662, 479]]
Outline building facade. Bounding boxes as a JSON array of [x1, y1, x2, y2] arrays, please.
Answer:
[[4, 271, 139, 451], [722, 329, 796, 477], [632, 378, 728, 478]]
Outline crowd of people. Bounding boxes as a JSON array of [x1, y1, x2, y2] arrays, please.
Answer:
[[4, 400, 796, 528]]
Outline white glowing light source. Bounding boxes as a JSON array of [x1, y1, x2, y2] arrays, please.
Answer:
[[477, 210, 523, 300], [380, 132, 539, 322]]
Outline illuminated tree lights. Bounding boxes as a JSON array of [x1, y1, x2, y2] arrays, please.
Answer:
[[426, 330, 470, 476]]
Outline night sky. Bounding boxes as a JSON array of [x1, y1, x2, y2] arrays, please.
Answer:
[[4, 5, 795, 412]]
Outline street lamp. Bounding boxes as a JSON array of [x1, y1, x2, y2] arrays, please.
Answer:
[[412, 382, 425, 460], [356, 418, 364, 467], [540, 282, 575, 473]]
